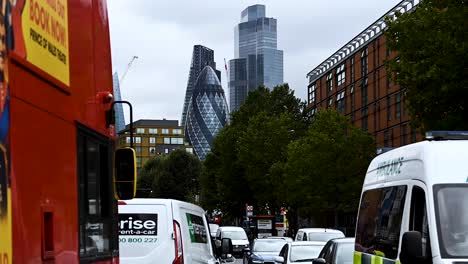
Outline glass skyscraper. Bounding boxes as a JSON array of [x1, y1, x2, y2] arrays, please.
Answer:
[[229, 4, 284, 112], [185, 65, 229, 160], [112, 72, 126, 133], [182, 45, 221, 127]]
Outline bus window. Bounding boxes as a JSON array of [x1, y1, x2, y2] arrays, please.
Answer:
[[355, 185, 407, 260]]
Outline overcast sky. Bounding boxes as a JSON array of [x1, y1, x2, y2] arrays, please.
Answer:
[[107, 0, 401, 124]]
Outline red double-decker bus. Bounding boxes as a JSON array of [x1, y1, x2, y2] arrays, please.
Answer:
[[0, 0, 135, 263]]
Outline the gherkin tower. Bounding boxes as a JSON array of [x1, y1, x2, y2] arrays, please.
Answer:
[[185, 65, 229, 159]]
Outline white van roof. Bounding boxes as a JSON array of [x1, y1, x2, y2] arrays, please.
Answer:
[[218, 226, 245, 232], [120, 198, 206, 213], [298, 228, 344, 234], [365, 140, 468, 188]]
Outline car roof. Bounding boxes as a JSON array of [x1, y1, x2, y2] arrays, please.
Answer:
[[266, 236, 293, 240], [291, 241, 326, 246], [331, 237, 355, 244], [298, 228, 344, 234], [219, 226, 244, 231]]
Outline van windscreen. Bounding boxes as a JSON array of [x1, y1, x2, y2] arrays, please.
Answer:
[[223, 230, 247, 240], [355, 185, 407, 259], [434, 184, 468, 258]]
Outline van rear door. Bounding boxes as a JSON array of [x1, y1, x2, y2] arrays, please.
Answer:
[[118, 202, 173, 264]]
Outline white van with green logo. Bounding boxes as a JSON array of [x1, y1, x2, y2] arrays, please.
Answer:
[[118, 198, 231, 264], [354, 131, 468, 264]]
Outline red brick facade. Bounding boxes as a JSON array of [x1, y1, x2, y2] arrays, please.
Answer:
[[307, 35, 422, 148]]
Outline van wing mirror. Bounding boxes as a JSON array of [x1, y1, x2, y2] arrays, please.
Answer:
[[274, 256, 284, 263], [114, 148, 137, 200], [221, 238, 233, 258], [312, 258, 326, 264], [400, 231, 423, 264]]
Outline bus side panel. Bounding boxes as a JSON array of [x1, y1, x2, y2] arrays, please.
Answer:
[[10, 95, 78, 262]]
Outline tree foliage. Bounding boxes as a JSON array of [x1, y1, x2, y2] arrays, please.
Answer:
[[201, 84, 310, 218], [137, 149, 201, 202], [386, 0, 468, 131], [284, 109, 375, 224]]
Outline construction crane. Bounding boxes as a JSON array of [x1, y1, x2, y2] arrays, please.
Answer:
[[119, 55, 139, 85]]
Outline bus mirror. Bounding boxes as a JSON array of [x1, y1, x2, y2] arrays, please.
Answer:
[[114, 148, 137, 200]]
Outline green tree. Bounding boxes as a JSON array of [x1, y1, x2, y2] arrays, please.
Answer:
[[284, 109, 375, 226], [386, 0, 468, 131], [201, 84, 310, 219], [137, 149, 202, 202]]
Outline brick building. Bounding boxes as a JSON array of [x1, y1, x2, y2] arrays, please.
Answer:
[[306, 0, 422, 148]]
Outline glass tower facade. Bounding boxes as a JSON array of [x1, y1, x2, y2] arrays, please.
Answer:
[[229, 4, 284, 112], [185, 66, 229, 160], [112, 72, 126, 133], [182, 45, 221, 127]]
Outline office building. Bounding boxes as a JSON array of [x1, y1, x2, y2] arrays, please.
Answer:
[[229, 4, 284, 112], [306, 0, 422, 149], [112, 72, 126, 133], [117, 119, 193, 171], [182, 45, 222, 127], [185, 65, 229, 160]]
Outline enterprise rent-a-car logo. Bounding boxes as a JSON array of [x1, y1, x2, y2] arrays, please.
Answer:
[[119, 214, 158, 236]]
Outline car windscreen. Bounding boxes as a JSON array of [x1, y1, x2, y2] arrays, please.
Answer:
[[290, 245, 323, 262], [434, 184, 468, 258], [223, 230, 247, 240], [253, 239, 286, 252], [308, 232, 344, 242], [335, 242, 355, 264]]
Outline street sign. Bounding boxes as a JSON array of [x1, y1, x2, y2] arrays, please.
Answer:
[[246, 205, 253, 217]]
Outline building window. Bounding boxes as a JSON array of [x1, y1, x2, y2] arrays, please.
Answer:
[[411, 128, 417, 143], [149, 128, 157, 134], [308, 83, 316, 104], [164, 137, 170, 144], [149, 147, 156, 154], [387, 74, 391, 90], [326, 73, 333, 96], [401, 124, 408, 145], [361, 48, 368, 76], [328, 97, 333, 107], [136, 157, 142, 165], [351, 58, 355, 82], [134, 137, 141, 144], [135, 146, 141, 154], [384, 130, 390, 147], [361, 107, 368, 131], [362, 78, 368, 106], [310, 108, 317, 119], [77, 126, 117, 261], [336, 89, 346, 113], [395, 93, 401, 119], [171, 138, 183, 145], [164, 148, 169, 154], [162, 129, 169, 134], [336, 63, 346, 86], [173, 129, 182, 135], [387, 96, 392, 121], [136, 128, 145, 134], [149, 137, 156, 144], [125, 137, 131, 144], [186, 148, 193, 154]]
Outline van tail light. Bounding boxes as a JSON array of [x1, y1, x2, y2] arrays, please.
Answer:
[[118, 201, 127, 205], [173, 220, 184, 264]]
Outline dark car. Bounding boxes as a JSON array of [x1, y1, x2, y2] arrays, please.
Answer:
[[312, 237, 355, 264], [244, 238, 288, 264]]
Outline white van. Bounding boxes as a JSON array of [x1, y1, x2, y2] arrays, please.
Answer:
[[118, 198, 233, 264], [354, 131, 468, 264]]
